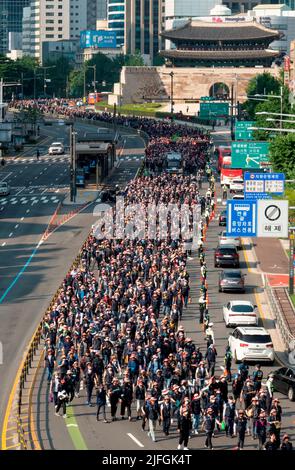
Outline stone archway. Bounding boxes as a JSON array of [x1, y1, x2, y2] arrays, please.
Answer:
[[209, 82, 230, 99]]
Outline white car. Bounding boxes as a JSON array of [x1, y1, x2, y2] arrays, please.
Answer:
[[48, 142, 64, 155], [219, 231, 242, 250], [229, 179, 244, 193], [0, 181, 10, 196], [223, 300, 258, 327], [228, 326, 274, 364]]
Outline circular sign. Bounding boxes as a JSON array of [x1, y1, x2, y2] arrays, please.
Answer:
[[265, 205, 281, 221]]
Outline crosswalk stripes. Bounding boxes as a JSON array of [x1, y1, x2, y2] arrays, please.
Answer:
[[7, 154, 70, 165], [0, 195, 60, 206]]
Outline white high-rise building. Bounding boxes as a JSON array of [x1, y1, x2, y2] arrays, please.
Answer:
[[22, 0, 88, 62]]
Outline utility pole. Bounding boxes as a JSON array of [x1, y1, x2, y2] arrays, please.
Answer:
[[170, 71, 174, 119], [33, 69, 36, 100], [280, 85, 283, 130], [230, 82, 235, 140], [21, 72, 24, 99], [0, 78, 3, 123]]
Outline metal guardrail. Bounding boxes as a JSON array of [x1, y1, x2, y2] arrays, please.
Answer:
[[265, 276, 295, 352]]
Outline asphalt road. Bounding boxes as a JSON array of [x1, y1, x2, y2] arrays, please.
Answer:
[[31, 128, 295, 451], [0, 118, 145, 442]]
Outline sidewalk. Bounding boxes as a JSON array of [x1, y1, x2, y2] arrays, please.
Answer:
[[243, 236, 295, 366]]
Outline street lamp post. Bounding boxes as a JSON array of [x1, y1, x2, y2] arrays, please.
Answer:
[[69, 123, 77, 202]]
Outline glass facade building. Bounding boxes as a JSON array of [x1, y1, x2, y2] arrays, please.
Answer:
[[125, 0, 164, 64], [108, 0, 125, 46], [0, 0, 30, 54]]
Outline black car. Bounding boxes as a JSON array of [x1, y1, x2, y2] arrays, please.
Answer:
[[272, 367, 295, 401], [214, 244, 240, 268], [219, 210, 227, 226], [219, 270, 245, 293]]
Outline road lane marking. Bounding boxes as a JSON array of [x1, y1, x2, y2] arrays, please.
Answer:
[[63, 404, 88, 450], [127, 433, 144, 448], [14, 224, 19, 229], [9, 233, 13, 237], [0, 172, 12, 182], [2, 242, 6, 247]]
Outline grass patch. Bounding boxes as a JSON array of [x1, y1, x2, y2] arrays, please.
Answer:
[[290, 294, 295, 309], [95, 102, 165, 116]]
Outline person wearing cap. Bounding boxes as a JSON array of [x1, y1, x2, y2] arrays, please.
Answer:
[[177, 408, 192, 450], [264, 432, 278, 451], [256, 411, 267, 450], [223, 395, 236, 438], [160, 395, 172, 436], [267, 408, 281, 448], [135, 379, 146, 421], [205, 343, 217, 378], [241, 378, 256, 410], [205, 322, 215, 348], [246, 396, 261, 440], [195, 362, 208, 392], [146, 397, 159, 443], [44, 348, 56, 383], [234, 410, 248, 450], [203, 407, 220, 450], [191, 393, 202, 435], [120, 378, 133, 422], [280, 434, 293, 451]]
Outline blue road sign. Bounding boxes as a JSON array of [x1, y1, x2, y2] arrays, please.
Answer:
[[226, 200, 257, 237], [244, 172, 285, 200]]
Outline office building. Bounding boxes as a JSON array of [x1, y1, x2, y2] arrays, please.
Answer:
[[0, 0, 30, 55], [22, 0, 88, 63], [124, 0, 164, 65], [222, 1, 259, 14], [108, 0, 125, 47], [97, 0, 108, 19]]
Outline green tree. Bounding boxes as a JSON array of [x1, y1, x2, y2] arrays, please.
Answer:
[[269, 133, 295, 179], [123, 52, 144, 66], [243, 72, 282, 119], [43, 57, 73, 97]]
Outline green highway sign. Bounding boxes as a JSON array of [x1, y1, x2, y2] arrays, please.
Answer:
[[200, 96, 214, 101], [200, 102, 229, 119], [231, 141, 270, 169], [235, 121, 254, 141]]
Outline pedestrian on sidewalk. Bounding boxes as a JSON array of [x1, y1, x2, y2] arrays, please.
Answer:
[[224, 346, 232, 382]]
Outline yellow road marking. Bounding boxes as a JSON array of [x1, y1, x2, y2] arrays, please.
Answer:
[[28, 351, 44, 451], [1, 325, 42, 450], [5, 443, 21, 450]]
